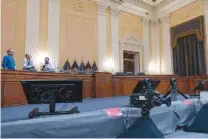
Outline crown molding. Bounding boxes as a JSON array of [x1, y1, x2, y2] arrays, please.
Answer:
[[157, 0, 197, 18], [126, 0, 164, 7], [204, 0, 208, 6], [121, 2, 152, 19], [97, 2, 109, 16], [89, 0, 199, 21]]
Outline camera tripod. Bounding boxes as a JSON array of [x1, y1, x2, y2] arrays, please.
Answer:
[[163, 79, 188, 101]]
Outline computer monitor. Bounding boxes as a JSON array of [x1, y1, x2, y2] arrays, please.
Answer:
[[21, 80, 82, 104], [21, 80, 82, 118], [132, 79, 160, 94]]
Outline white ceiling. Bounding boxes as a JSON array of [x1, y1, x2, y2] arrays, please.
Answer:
[[140, 0, 164, 6], [126, 0, 172, 7]]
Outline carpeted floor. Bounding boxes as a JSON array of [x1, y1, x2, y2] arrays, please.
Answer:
[[1, 95, 190, 123], [1, 96, 129, 122], [2, 95, 208, 138]]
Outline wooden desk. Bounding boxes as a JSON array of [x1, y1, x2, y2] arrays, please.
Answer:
[[1, 69, 208, 107], [113, 75, 176, 96], [113, 75, 208, 96], [1, 70, 94, 107]]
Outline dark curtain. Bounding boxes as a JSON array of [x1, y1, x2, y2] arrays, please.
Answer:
[[173, 34, 206, 76]]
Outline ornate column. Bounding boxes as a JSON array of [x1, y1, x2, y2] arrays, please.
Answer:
[[204, 0, 208, 74], [110, 8, 120, 72], [48, 0, 60, 70], [150, 20, 161, 74], [161, 15, 173, 74], [25, 0, 40, 66], [141, 18, 150, 73], [97, 3, 108, 72]]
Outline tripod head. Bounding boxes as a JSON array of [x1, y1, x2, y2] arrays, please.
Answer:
[[143, 78, 152, 90], [170, 78, 177, 90]]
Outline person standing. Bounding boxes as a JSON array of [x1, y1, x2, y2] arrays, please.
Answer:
[[23, 53, 36, 71], [2, 49, 16, 70]]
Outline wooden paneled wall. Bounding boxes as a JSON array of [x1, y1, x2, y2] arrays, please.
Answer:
[[1, 69, 208, 107], [1, 70, 94, 107]]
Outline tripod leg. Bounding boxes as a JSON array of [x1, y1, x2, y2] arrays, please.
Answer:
[[177, 89, 188, 99], [163, 89, 171, 98]]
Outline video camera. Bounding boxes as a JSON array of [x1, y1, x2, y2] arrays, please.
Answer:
[[129, 78, 171, 117]]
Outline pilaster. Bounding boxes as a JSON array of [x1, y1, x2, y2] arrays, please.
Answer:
[[161, 15, 173, 74], [110, 8, 120, 72], [25, 0, 40, 67], [204, 0, 208, 74], [150, 19, 161, 74], [141, 17, 150, 73], [48, 0, 60, 70], [97, 3, 108, 71]]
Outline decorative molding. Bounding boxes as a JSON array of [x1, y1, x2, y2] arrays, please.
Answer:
[[126, 0, 164, 7], [150, 19, 160, 26], [97, 3, 109, 16], [110, 8, 120, 18], [157, 0, 197, 18], [120, 34, 143, 46], [75, 0, 85, 13], [140, 18, 150, 25], [204, 0, 208, 6], [120, 2, 152, 19], [160, 15, 170, 22]]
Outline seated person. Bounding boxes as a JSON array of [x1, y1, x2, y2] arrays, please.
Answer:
[[2, 49, 16, 70], [23, 54, 36, 71], [40, 57, 55, 72]]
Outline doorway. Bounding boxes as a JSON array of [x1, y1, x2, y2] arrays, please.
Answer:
[[123, 50, 140, 73]]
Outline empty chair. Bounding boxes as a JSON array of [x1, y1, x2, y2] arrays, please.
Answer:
[[137, 72, 145, 75], [126, 72, 134, 75], [115, 72, 125, 75]]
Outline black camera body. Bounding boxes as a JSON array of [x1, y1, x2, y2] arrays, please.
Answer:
[[129, 78, 171, 116]]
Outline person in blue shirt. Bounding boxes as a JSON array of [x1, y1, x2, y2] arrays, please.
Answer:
[[2, 49, 16, 70]]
